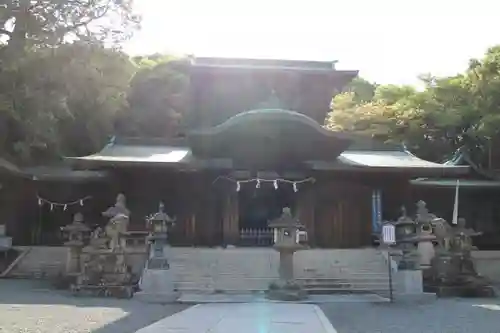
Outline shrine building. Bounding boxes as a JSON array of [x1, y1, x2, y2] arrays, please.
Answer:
[[62, 57, 468, 248]]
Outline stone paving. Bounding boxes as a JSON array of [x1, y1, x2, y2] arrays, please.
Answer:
[[0, 280, 188, 333], [320, 299, 500, 333], [177, 292, 389, 304], [136, 303, 335, 333], [1, 279, 500, 333]]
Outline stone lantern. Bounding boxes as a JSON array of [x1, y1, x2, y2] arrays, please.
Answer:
[[393, 206, 416, 242], [136, 202, 178, 303], [414, 201, 437, 269], [62, 212, 90, 274], [392, 206, 419, 270], [266, 207, 308, 301], [269, 208, 305, 258], [102, 193, 130, 219], [391, 203, 438, 299], [426, 217, 495, 297], [145, 202, 175, 262]]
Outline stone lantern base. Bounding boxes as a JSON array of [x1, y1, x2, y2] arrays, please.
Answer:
[[135, 266, 179, 303], [266, 280, 308, 301], [423, 252, 496, 298]]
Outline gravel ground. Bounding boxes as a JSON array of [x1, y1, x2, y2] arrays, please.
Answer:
[[1, 280, 499, 333], [0, 280, 188, 333], [321, 299, 500, 333]]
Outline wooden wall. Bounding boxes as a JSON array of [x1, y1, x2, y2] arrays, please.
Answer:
[[313, 179, 373, 248], [296, 186, 316, 244], [0, 176, 27, 243], [3, 166, 417, 249], [115, 169, 399, 249]]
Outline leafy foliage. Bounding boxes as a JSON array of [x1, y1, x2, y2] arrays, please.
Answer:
[[326, 46, 500, 166], [3, 6, 500, 171], [343, 77, 378, 103], [116, 57, 190, 138], [0, 0, 140, 58], [0, 43, 136, 162], [0, 0, 140, 163]]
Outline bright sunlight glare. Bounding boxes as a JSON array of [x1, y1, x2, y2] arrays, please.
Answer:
[[126, 0, 500, 85], [472, 304, 500, 311]]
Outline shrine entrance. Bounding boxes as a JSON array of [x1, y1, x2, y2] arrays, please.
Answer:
[[238, 184, 295, 246]]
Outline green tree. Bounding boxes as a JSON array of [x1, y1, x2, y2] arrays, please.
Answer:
[[116, 57, 190, 138], [343, 77, 378, 103], [326, 46, 500, 165], [0, 0, 140, 59], [0, 0, 140, 163], [0, 42, 136, 163], [373, 84, 418, 105]]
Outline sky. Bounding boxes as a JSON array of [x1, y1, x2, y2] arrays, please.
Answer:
[[125, 0, 500, 86]]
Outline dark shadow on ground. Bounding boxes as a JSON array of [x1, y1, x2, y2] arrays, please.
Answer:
[[0, 249, 20, 273], [0, 279, 189, 333], [320, 299, 500, 333], [91, 304, 189, 333]]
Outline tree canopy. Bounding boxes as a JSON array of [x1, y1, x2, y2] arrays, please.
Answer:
[[326, 46, 500, 167], [0, 0, 140, 59], [2, 4, 500, 171], [0, 0, 142, 163]]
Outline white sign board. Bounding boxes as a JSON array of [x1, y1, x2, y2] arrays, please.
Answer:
[[382, 224, 396, 245]]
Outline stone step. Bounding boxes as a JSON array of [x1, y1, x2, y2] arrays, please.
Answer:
[[304, 282, 391, 289], [299, 277, 389, 283], [306, 288, 390, 295]]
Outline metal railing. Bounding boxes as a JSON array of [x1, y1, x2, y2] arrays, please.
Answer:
[[387, 251, 395, 302], [239, 228, 274, 246]]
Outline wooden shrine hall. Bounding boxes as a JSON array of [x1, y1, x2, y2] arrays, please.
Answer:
[[65, 57, 468, 248]]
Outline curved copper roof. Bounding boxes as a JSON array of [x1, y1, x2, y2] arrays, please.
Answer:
[[189, 109, 351, 140]]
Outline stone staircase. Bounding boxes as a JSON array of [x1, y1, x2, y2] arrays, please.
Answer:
[[8, 246, 67, 278], [170, 248, 278, 293], [169, 248, 393, 296], [5, 246, 394, 297], [300, 275, 391, 295], [296, 249, 392, 296]]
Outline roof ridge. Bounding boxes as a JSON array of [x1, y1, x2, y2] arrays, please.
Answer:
[[112, 136, 188, 147], [0, 156, 23, 175]]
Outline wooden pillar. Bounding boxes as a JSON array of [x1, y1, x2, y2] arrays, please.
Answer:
[[222, 190, 239, 245], [332, 200, 344, 248], [181, 213, 196, 245], [296, 187, 315, 246]]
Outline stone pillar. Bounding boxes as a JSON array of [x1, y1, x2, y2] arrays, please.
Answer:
[[66, 247, 81, 274], [279, 251, 294, 280]]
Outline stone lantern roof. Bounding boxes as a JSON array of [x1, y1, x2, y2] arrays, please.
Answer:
[[147, 202, 175, 223], [62, 213, 90, 232], [268, 208, 305, 229]]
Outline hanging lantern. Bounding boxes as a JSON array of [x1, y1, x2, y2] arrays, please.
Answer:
[[63, 204, 68, 211], [236, 181, 241, 192], [38, 198, 43, 206], [80, 199, 84, 206], [274, 180, 279, 190], [50, 203, 54, 211], [293, 182, 298, 192], [256, 179, 261, 188]]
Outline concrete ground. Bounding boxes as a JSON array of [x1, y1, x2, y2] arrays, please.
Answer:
[[1, 279, 500, 333], [320, 300, 500, 333], [0, 280, 188, 333]]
